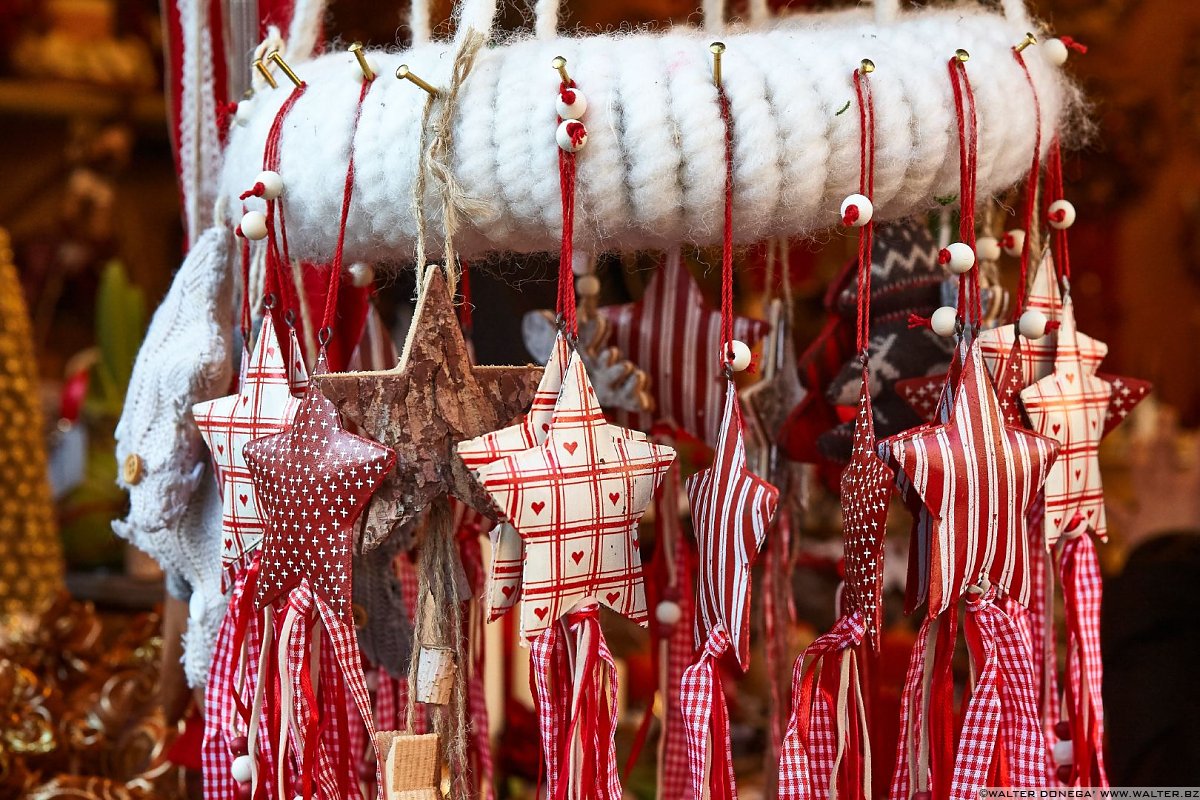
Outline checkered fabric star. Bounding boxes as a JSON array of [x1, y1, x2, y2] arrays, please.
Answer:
[[318, 268, 541, 551], [458, 332, 648, 621], [477, 351, 675, 639], [688, 381, 780, 670], [602, 248, 769, 447], [1020, 299, 1114, 545], [193, 309, 306, 588], [886, 342, 1059, 615], [839, 371, 893, 649], [244, 354, 396, 620]]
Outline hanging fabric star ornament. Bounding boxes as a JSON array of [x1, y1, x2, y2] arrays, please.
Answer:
[[689, 381, 780, 671], [602, 248, 769, 447], [887, 342, 1060, 615], [1099, 373, 1151, 435], [194, 308, 306, 588], [474, 350, 675, 639], [318, 267, 542, 551], [741, 296, 806, 481], [840, 370, 894, 649], [1020, 299, 1113, 545]]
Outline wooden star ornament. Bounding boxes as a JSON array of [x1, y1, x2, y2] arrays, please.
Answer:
[[317, 268, 542, 551], [886, 342, 1060, 616], [688, 381, 780, 671], [741, 297, 805, 482], [244, 354, 396, 620], [475, 351, 676, 640]]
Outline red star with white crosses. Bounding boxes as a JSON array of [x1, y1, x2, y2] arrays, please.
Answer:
[[193, 309, 306, 588], [477, 351, 675, 639], [1020, 299, 1114, 545], [244, 355, 395, 621], [688, 382, 780, 670], [886, 342, 1060, 616], [602, 249, 768, 446], [839, 371, 893, 650], [1099, 373, 1151, 436]]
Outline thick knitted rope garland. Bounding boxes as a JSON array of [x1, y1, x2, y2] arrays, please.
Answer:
[[222, 4, 1079, 264]]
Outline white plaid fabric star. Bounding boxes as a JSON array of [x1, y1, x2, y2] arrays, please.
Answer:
[[476, 351, 675, 640], [193, 310, 306, 588]]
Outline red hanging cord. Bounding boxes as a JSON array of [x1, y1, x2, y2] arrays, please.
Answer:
[[1044, 138, 1071, 283], [320, 78, 373, 343], [947, 57, 981, 329], [1012, 48, 1043, 316], [556, 76, 582, 338], [717, 84, 735, 366], [852, 66, 876, 356]]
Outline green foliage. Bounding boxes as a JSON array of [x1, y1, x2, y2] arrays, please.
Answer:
[[86, 260, 146, 419]]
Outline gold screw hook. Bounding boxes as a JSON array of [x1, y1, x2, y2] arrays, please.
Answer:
[[349, 42, 375, 81], [551, 56, 571, 86], [1014, 31, 1037, 52], [268, 51, 303, 87], [859, 58, 875, 74], [394, 64, 440, 97], [253, 58, 278, 89], [710, 42, 726, 88], [954, 48, 971, 63]]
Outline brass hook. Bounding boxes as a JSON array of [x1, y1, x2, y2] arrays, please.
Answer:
[[268, 51, 303, 87], [954, 48, 970, 63], [395, 64, 440, 97], [551, 56, 571, 86], [1014, 32, 1037, 52], [859, 58, 875, 74], [710, 42, 726, 88], [349, 42, 375, 81], [253, 58, 278, 89]]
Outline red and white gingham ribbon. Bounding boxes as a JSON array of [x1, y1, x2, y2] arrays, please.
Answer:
[[950, 588, 1047, 799], [681, 624, 737, 800], [1059, 533, 1107, 786], [777, 610, 867, 800]]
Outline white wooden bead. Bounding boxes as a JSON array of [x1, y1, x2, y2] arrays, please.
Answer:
[[239, 211, 268, 241], [931, 306, 958, 337], [556, 87, 588, 120], [1052, 740, 1074, 766], [840, 194, 873, 227], [255, 170, 283, 200], [655, 600, 682, 626], [576, 274, 601, 297], [348, 263, 375, 288], [976, 236, 1002, 262], [940, 242, 976, 274], [235, 100, 253, 125], [231, 754, 253, 784], [1043, 38, 1070, 66], [1002, 229, 1026, 257], [727, 339, 752, 371], [1048, 199, 1076, 230], [1019, 309, 1048, 340], [556, 120, 588, 153]]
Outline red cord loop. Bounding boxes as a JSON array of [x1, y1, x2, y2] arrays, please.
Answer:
[[1012, 49, 1042, 317], [948, 57, 981, 328], [852, 66, 876, 354], [1059, 36, 1088, 53], [239, 182, 266, 200], [842, 205, 860, 226], [907, 313, 933, 330]]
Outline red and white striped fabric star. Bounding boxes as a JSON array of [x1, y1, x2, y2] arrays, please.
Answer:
[[1020, 299, 1113, 545], [193, 309, 306, 588], [476, 350, 675, 639], [602, 248, 769, 447], [886, 341, 1059, 615], [688, 382, 780, 671]]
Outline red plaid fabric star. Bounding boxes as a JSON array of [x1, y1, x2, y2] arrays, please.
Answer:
[[886, 342, 1059, 615], [839, 371, 893, 650], [602, 248, 769, 446], [478, 351, 675, 639], [688, 382, 780, 670], [244, 355, 396, 621], [193, 309, 306, 588], [1020, 300, 1113, 545]]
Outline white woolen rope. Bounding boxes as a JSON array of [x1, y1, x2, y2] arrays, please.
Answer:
[[178, 0, 222, 246], [221, 6, 1078, 263], [534, 0, 561, 40], [411, 0, 432, 46], [286, 0, 325, 63]]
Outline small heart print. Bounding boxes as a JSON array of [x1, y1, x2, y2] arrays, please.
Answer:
[[1066, 373, 1075, 384], [501, 585, 514, 598], [605, 591, 620, 604], [239, 494, 248, 506], [632, 536, 639, 548], [1075, 469, 1082, 480], [295, 360, 303, 372], [1052, 424, 1061, 435], [608, 492, 620, 505], [241, 396, 249, 405], [217, 444, 225, 454], [1091, 420, 1097, 429], [571, 551, 584, 564], [563, 441, 578, 455], [531, 501, 545, 515], [534, 607, 549, 620], [1053, 518, 1062, 527], [1087, 509, 1095, 517], [267, 347, 275, 357], [542, 423, 550, 433], [224, 538, 233, 550]]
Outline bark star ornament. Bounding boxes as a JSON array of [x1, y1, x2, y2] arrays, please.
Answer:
[[839, 370, 894, 650], [243, 354, 396, 620], [741, 297, 806, 482], [193, 308, 306, 588], [475, 350, 676, 640], [317, 268, 542, 551], [886, 342, 1060, 616], [1020, 299, 1114, 545], [688, 381, 780, 671]]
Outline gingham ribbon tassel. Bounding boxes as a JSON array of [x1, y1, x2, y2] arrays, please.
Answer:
[[951, 588, 1047, 800], [777, 610, 867, 800], [1059, 534, 1108, 786], [681, 624, 737, 800]]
